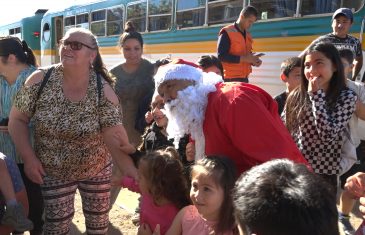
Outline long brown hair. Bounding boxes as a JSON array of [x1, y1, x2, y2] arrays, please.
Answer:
[[285, 42, 346, 133]]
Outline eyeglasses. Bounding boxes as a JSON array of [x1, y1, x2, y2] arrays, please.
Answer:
[[60, 40, 95, 50]]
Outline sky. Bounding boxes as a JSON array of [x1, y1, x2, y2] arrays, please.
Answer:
[[0, 0, 88, 25]]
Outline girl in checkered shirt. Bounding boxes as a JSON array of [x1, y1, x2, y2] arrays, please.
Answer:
[[284, 42, 357, 192]]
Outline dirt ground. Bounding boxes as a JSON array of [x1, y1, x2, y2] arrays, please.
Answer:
[[24, 188, 139, 235], [23, 187, 364, 235], [70, 188, 139, 235]]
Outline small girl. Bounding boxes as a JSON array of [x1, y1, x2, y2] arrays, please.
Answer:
[[116, 147, 190, 235], [284, 42, 357, 191], [165, 156, 238, 235]]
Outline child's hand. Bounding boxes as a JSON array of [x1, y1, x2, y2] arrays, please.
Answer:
[[145, 111, 154, 124], [185, 142, 195, 162], [344, 172, 365, 198], [111, 175, 122, 187], [307, 77, 320, 93], [137, 223, 153, 235]]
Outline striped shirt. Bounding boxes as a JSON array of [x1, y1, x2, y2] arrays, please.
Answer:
[[0, 66, 36, 163]]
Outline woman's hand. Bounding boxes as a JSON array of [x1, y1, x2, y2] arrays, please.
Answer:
[[24, 156, 45, 184], [111, 175, 122, 187], [185, 142, 195, 162]]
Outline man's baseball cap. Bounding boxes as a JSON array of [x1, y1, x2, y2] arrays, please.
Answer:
[[332, 8, 353, 22]]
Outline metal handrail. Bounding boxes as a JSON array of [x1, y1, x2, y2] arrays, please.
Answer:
[[360, 15, 365, 44]]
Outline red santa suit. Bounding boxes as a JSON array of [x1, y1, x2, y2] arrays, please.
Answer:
[[203, 82, 308, 174], [154, 61, 309, 175]]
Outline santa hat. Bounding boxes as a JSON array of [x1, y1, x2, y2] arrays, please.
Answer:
[[154, 59, 203, 88]]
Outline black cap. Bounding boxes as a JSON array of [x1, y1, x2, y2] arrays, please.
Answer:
[[332, 8, 353, 22]]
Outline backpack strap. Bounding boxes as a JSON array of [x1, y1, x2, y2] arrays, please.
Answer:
[[36, 66, 55, 100], [32, 66, 55, 113]]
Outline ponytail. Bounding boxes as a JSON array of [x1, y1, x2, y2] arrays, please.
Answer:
[[22, 40, 38, 66], [0, 37, 37, 66]]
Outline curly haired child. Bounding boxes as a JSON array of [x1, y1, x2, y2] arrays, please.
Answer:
[[114, 147, 190, 235]]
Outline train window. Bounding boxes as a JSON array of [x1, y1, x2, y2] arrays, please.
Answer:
[[76, 14, 89, 24], [127, 1, 147, 32], [342, 0, 363, 12], [43, 23, 51, 42], [107, 7, 124, 36], [249, 0, 297, 19], [65, 16, 76, 26], [9, 27, 21, 36], [91, 10, 106, 36], [208, 0, 243, 25], [76, 14, 89, 29], [301, 0, 340, 15], [148, 0, 172, 31], [176, 0, 205, 28], [301, 0, 364, 16], [65, 16, 76, 33]]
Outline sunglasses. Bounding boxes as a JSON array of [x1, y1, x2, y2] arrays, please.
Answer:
[[60, 40, 95, 50]]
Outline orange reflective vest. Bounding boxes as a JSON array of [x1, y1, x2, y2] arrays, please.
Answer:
[[219, 24, 253, 79]]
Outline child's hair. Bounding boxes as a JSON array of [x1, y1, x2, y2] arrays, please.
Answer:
[[140, 147, 190, 209], [285, 42, 346, 132], [191, 156, 237, 234], [233, 159, 338, 235], [280, 56, 301, 77], [338, 48, 354, 65], [197, 55, 224, 75]]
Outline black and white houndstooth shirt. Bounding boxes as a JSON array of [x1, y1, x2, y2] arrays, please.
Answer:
[[292, 88, 357, 175]]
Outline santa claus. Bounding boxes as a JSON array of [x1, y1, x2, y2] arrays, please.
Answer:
[[154, 62, 308, 174]]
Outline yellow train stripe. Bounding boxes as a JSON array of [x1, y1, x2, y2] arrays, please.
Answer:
[[42, 33, 365, 56]]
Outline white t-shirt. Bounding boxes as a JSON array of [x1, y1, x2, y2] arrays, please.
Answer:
[[340, 80, 365, 174]]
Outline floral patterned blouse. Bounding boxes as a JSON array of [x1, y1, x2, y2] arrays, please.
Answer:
[[14, 64, 122, 180]]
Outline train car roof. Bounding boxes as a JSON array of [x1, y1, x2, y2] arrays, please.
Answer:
[[43, 0, 124, 17]]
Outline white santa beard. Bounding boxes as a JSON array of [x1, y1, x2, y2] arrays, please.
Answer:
[[164, 82, 217, 160]]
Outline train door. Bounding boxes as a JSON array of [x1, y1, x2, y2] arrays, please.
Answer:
[[54, 17, 63, 64]]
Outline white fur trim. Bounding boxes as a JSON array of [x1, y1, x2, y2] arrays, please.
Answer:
[[154, 64, 203, 88]]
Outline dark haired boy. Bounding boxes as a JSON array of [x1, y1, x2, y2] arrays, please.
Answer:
[[274, 56, 301, 114], [233, 159, 339, 235]]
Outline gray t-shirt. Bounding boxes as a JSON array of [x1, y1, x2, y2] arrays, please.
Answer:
[[110, 59, 155, 146], [312, 33, 362, 57]]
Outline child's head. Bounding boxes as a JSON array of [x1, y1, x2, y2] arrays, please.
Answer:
[[138, 147, 190, 208], [190, 156, 237, 233], [280, 57, 301, 92], [301, 42, 346, 103], [197, 55, 224, 77], [233, 159, 338, 235], [150, 92, 168, 128], [338, 48, 354, 80]]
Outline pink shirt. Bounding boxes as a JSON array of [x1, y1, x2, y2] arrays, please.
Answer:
[[121, 177, 179, 235], [181, 205, 234, 235]]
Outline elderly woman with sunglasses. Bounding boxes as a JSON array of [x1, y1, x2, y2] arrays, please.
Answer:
[[8, 28, 137, 235]]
